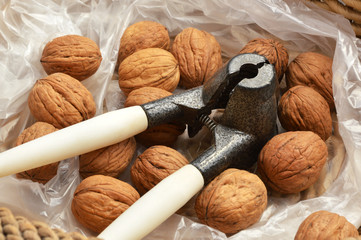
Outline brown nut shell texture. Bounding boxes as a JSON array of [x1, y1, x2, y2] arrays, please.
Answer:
[[71, 175, 140, 233], [15, 122, 59, 184], [278, 85, 333, 141], [28, 73, 96, 129], [171, 27, 223, 89], [239, 38, 289, 83], [285, 51, 334, 111], [124, 86, 172, 107], [195, 168, 267, 234], [117, 21, 170, 65], [295, 210, 359, 240], [40, 35, 102, 81], [79, 137, 136, 179], [124, 87, 186, 147], [130, 145, 188, 195], [257, 131, 328, 194], [118, 48, 180, 96]]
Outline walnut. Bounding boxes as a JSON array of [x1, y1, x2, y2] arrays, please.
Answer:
[[171, 27, 223, 89], [28, 73, 96, 129], [285, 52, 334, 111], [15, 122, 59, 184], [278, 85, 333, 141], [239, 38, 289, 83], [195, 168, 267, 234], [71, 175, 140, 233], [257, 131, 328, 194], [124, 86, 172, 107], [40, 35, 102, 81], [124, 87, 186, 147], [130, 145, 188, 195], [295, 210, 358, 239], [118, 48, 180, 96], [117, 21, 170, 65], [79, 137, 136, 179]]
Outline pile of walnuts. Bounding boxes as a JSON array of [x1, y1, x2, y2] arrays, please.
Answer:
[[18, 19, 357, 239], [16, 35, 102, 184]]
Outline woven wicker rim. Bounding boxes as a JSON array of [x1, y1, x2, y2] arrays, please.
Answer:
[[306, 0, 361, 36], [0, 207, 98, 240]]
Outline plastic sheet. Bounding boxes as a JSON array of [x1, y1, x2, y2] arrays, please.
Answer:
[[1, 0, 361, 239]]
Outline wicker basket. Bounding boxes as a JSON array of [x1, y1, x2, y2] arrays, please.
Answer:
[[0, 207, 99, 240], [306, 0, 361, 37]]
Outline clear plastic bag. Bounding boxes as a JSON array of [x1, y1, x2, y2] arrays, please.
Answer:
[[1, 0, 361, 239]]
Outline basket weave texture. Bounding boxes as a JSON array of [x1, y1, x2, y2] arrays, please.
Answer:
[[0, 208, 98, 240], [306, 0, 361, 36]]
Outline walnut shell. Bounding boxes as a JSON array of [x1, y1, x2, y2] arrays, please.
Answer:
[[278, 85, 333, 141], [257, 131, 328, 194], [171, 27, 223, 89], [124, 87, 186, 147], [239, 38, 289, 82], [195, 168, 267, 234], [28, 73, 96, 129], [71, 175, 140, 233], [79, 137, 136, 179], [130, 145, 188, 195], [295, 210, 358, 240], [124, 86, 172, 107], [40, 35, 102, 81], [117, 21, 170, 65], [15, 122, 59, 184], [118, 48, 180, 96], [285, 52, 334, 111]]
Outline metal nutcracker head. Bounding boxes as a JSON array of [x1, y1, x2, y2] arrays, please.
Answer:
[[141, 53, 277, 140], [190, 54, 278, 182], [218, 53, 277, 145], [188, 53, 277, 138]]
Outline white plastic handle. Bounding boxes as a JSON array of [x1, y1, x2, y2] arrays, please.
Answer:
[[98, 164, 205, 240], [0, 106, 148, 177]]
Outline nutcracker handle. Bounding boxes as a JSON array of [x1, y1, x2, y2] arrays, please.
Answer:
[[98, 164, 204, 240], [98, 121, 260, 240], [0, 106, 148, 177]]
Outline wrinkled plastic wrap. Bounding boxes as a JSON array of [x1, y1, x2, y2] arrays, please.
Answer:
[[1, 0, 361, 239]]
